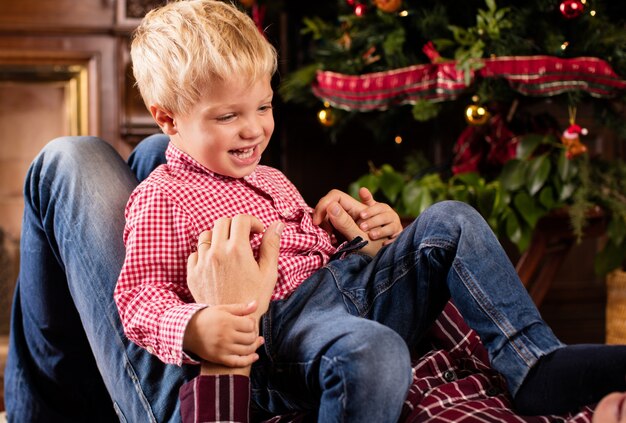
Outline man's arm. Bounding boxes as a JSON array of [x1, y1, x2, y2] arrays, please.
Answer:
[[179, 215, 283, 423]]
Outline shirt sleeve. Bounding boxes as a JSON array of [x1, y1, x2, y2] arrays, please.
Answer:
[[179, 375, 250, 423], [114, 182, 205, 365]]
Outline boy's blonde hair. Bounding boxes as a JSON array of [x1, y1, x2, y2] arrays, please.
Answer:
[[131, 0, 277, 116]]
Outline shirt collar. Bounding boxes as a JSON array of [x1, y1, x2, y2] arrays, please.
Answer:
[[165, 142, 258, 181]]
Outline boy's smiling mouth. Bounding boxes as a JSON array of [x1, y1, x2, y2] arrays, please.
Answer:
[[230, 146, 255, 159]]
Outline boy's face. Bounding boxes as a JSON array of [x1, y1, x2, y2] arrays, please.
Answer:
[[157, 76, 274, 179]]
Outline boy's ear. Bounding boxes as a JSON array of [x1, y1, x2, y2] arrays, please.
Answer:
[[150, 105, 178, 135]]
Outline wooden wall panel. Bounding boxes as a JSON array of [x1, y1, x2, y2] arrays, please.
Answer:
[[0, 0, 115, 32]]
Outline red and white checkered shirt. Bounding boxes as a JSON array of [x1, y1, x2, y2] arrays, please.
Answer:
[[115, 143, 337, 365]]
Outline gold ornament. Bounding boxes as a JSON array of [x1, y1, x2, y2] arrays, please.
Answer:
[[465, 104, 490, 125], [374, 0, 402, 13], [317, 106, 336, 127]]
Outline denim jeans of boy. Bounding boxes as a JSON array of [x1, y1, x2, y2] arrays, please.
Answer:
[[252, 201, 564, 421], [5, 134, 564, 423], [4, 135, 196, 423]]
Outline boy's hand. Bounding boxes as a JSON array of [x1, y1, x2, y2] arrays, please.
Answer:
[[185, 302, 264, 368], [355, 187, 402, 245], [313, 188, 402, 255]]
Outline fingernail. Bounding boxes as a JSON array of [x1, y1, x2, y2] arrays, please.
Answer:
[[360, 222, 368, 230], [274, 222, 284, 235], [330, 204, 341, 216]]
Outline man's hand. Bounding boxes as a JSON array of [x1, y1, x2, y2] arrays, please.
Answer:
[[312, 188, 402, 256], [183, 215, 283, 365], [187, 215, 282, 317]]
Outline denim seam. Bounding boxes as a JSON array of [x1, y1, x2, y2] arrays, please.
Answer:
[[420, 238, 537, 366], [321, 355, 348, 422], [452, 260, 536, 367], [104, 303, 158, 423]]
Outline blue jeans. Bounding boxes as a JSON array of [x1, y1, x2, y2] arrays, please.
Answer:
[[5, 135, 564, 422], [5, 135, 195, 423], [253, 202, 564, 421]]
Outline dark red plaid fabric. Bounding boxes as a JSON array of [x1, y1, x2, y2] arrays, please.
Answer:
[[180, 302, 594, 422]]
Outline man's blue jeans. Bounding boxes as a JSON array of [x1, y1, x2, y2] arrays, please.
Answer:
[[4, 135, 195, 423], [5, 135, 564, 422], [254, 201, 564, 421]]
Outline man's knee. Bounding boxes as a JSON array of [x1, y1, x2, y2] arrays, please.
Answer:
[[42, 136, 111, 161]]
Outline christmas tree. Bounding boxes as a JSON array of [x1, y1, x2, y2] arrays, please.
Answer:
[[278, 0, 626, 274]]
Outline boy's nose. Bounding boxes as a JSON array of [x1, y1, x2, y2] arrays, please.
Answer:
[[240, 118, 263, 139]]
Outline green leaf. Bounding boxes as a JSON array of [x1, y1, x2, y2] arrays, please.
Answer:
[[504, 210, 522, 245], [526, 154, 551, 196], [433, 38, 456, 51], [608, 217, 626, 246], [559, 182, 577, 202], [476, 186, 497, 219], [557, 148, 576, 181], [538, 186, 556, 210], [504, 208, 533, 253], [349, 174, 379, 199], [513, 191, 544, 227], [382, 28, 406, 59], [402, 181, 433, 217], [448, 25, 474, 45], [517, 134, 543, 160], [379, 166, 405, 204], [488, 181, 505, 216], [451, 172, 483, 187], [516, 223, 533, 253], [412, 100, 441, 121], [499, 159, 526, 191], [449, 184, 471, 204]]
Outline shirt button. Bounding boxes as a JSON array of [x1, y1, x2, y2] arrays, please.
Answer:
[[486, 386, 501, 397], [281, 208, 292, 218], [442, 370, 456, 382]]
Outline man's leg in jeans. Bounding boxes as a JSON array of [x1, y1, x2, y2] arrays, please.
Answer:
[[127, 133, 169, 181], [5, 135, 193, 422]]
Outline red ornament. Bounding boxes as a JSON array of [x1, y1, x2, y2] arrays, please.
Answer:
[[346, 0, 356, 5], [559, 0, 585, 19], [422, 41, 442, 64], [354, 3, 366, 17]]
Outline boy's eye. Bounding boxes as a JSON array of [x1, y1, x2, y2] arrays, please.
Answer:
[[259, 104, 273, 112], [216, 113, 235, 122]]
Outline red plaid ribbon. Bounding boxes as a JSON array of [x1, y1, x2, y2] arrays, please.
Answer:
[[312, 56, 626, 111]]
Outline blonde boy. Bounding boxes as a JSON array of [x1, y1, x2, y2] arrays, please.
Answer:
[[117, 1, 626, 421]]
